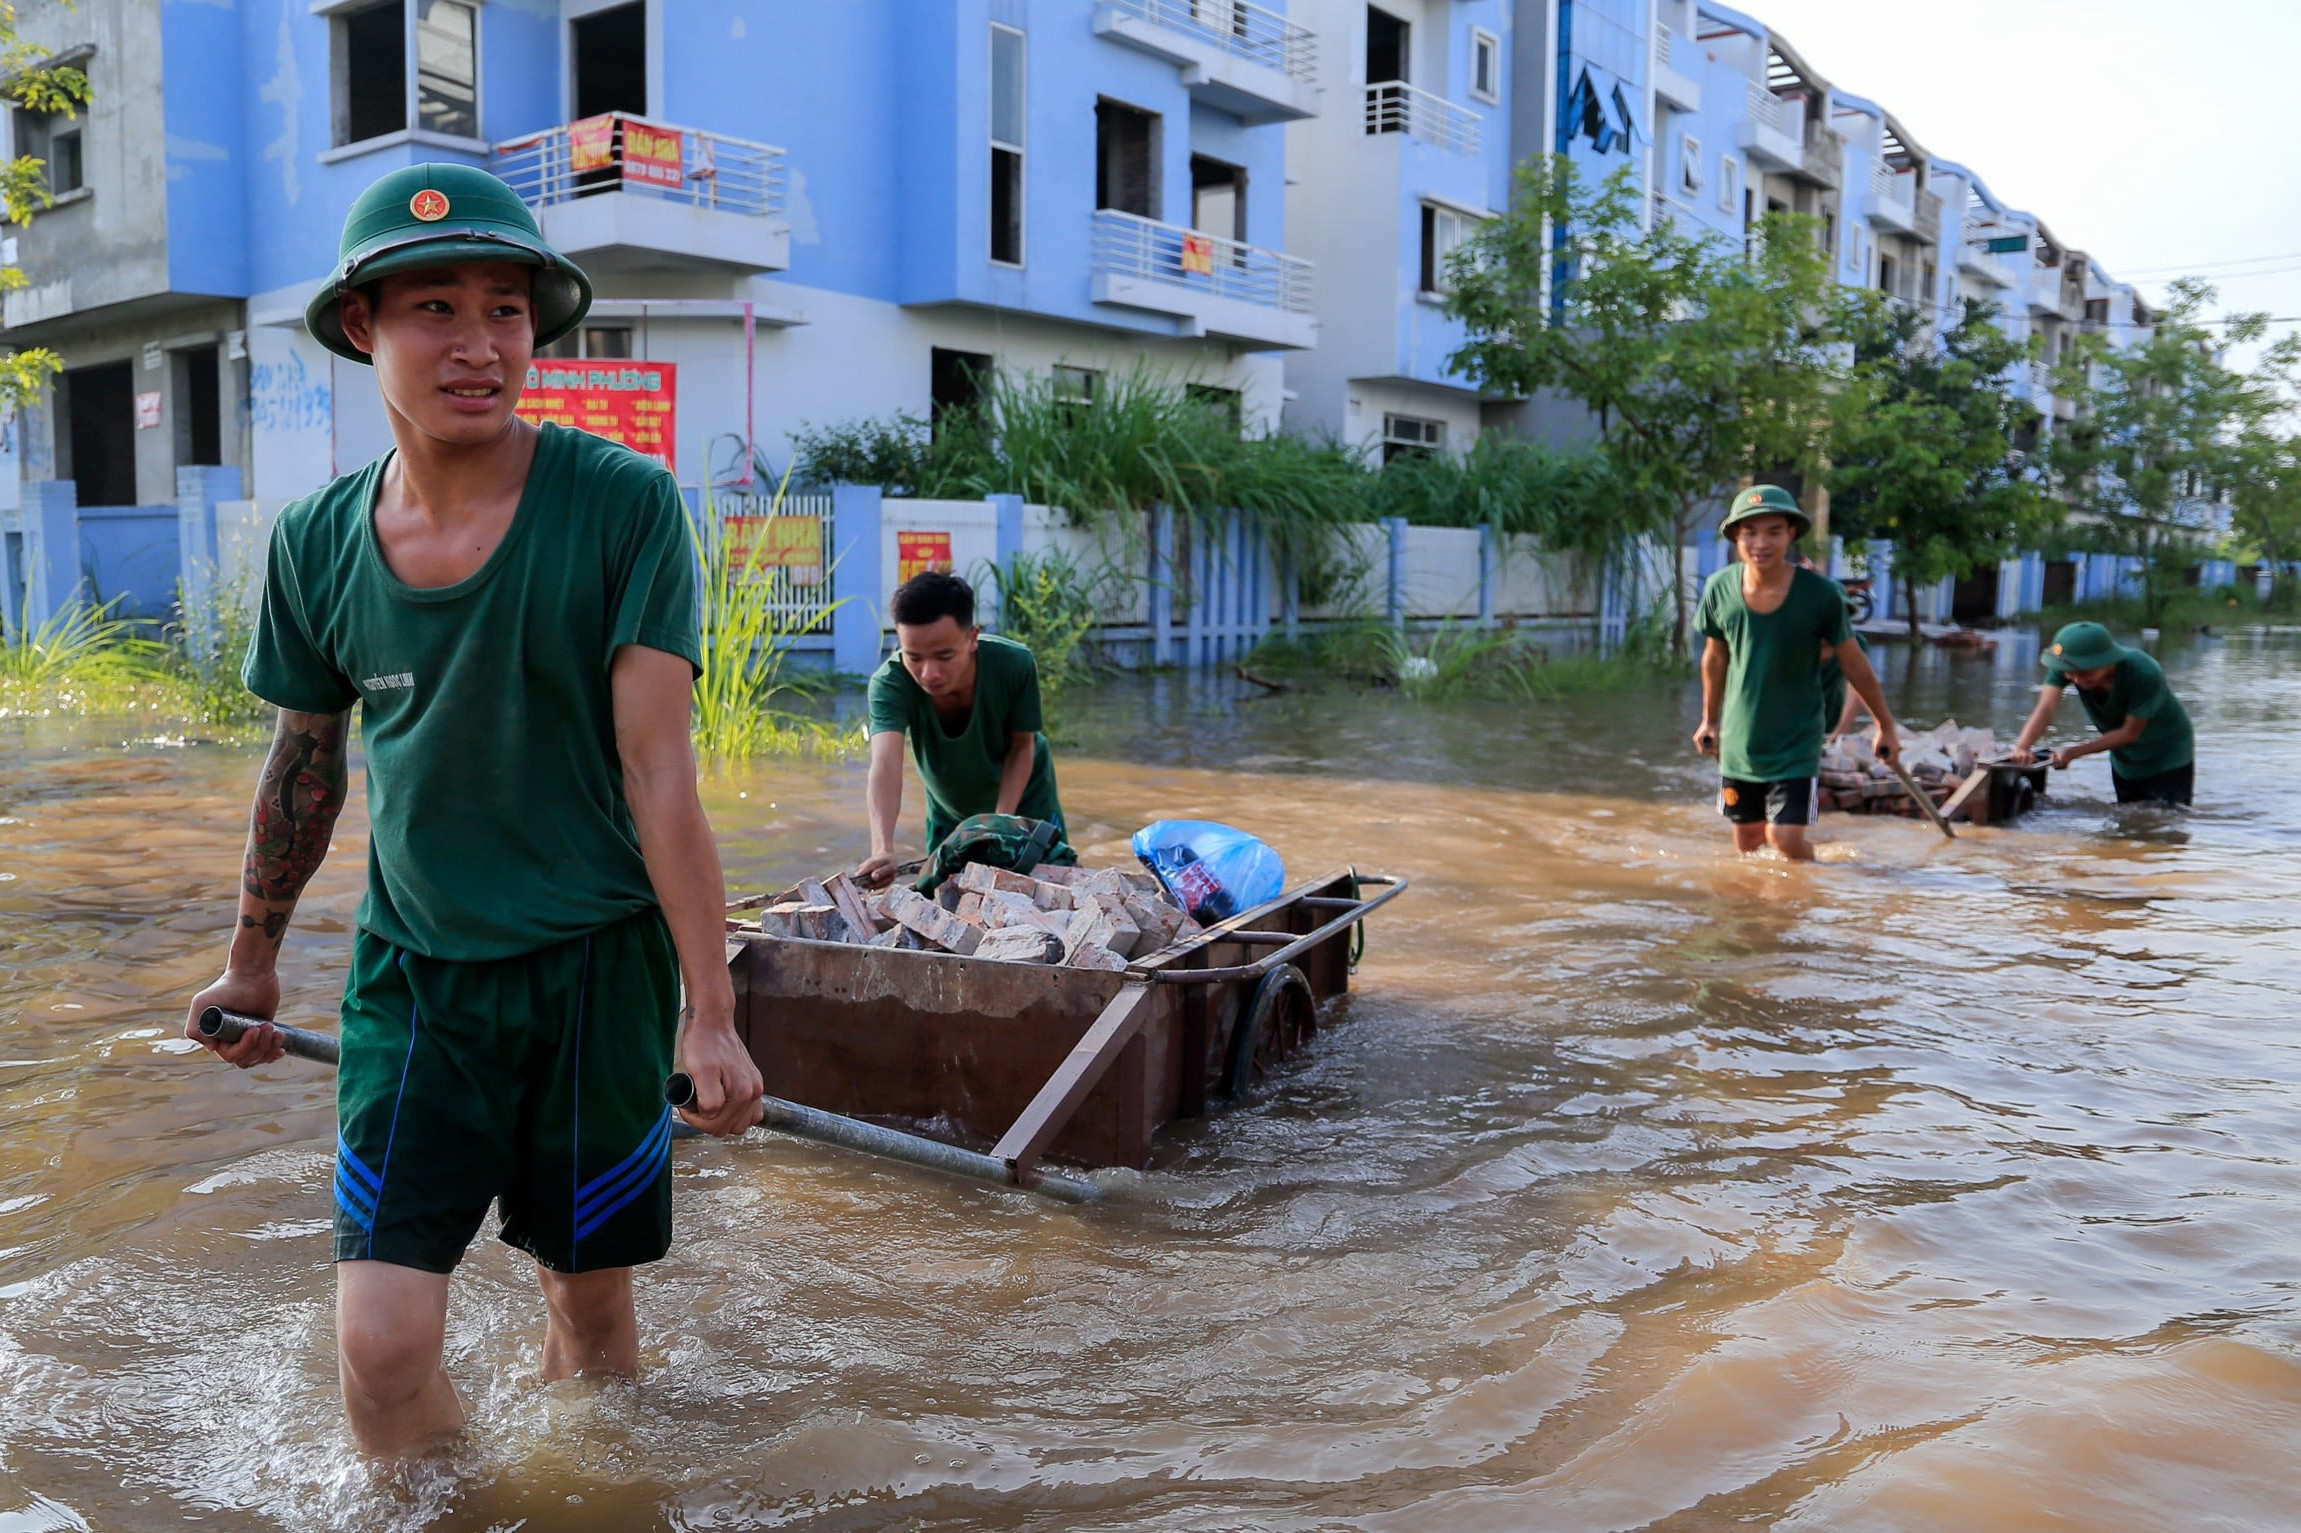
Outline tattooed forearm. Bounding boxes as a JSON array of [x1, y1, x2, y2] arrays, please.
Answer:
[[238, 910, 291, 943], [242, 709, 350, 905]]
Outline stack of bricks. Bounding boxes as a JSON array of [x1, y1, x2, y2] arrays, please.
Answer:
[[1817, 720, 1997, 817], [731, 863, 1200, 970]]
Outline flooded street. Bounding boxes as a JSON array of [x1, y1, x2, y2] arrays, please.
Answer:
[[2, 629, 2298, 1531]]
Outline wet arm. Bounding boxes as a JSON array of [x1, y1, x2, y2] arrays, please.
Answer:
[[186, 707, 352, 1064], [2058, 713, 2147, 761], [1835, 639, 1901, 761], [612, 644, 760, 1136], [2011, 687, 2063, 758], [858, 730, 907, 885], [995, 731, 1036, 816], [1694, 638, 1728, 753]]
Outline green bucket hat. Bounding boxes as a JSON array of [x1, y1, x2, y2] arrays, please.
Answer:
[[2043, 621, 2128, 672], [1720, 484, 1812, 539], [305, 163, 592, 364]]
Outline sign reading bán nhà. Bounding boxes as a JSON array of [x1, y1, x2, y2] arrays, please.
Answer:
[[896, 531, 954, 583], [517, 360, 678, 472]]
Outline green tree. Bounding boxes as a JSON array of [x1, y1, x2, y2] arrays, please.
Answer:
[[2046, 277, 2299, 624], [1828, 298, 2046, 637], [0, 13, 93, 406], [1443, 156, 1871, 656], [2230, 430, 2301, 610]]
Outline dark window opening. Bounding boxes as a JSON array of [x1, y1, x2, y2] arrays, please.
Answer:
[[572, 2, 647, 119], [49, 125, 82, 195], [1187, 384, 1243, 433], [990, 24, 1025, 264], [1367, 5, 1408, 85], [1053, 365, 1098, 427], [62, 361, 136, 507], [1382, 412, 1443, 464], [2042, 559, 2075, 608], [1951, 566, 1998, 624], [1095, 99, 1157, 219], [340, 1, 407, 147], [1878, 253, 1898, 297], [991, 147, 1023, 263], [174, 346, 222, 468], [931, 348, 992, 434], [415, 0, 477, 140]]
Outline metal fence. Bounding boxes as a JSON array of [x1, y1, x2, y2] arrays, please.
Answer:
[[1102, 0, 1317, 82], [1363, 81, 1482, 155], [718, 490, 838, 635], [1091, 209, 1315, 314], [492, 115, 787, 220]]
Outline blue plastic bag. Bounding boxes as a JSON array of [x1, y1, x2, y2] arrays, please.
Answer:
[[1131, 820, 1286, 922]]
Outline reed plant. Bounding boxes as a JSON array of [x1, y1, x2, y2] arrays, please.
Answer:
[[977, 546, 1126, 700], [686, 475, 858, 763], [165, 569, 271, 728], [0, 595, 179, 718]]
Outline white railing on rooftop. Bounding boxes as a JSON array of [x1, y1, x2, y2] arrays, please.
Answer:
[[1364, 81, 1482, 155], [1872, 164, 1915, 213], [1104, 0, 1317, 83], [1746, 80, 1788, 134], [1092, 208, 1314, 314], [492, 116, 787, 219]]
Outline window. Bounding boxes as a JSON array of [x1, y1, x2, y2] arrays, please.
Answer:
[[990, 24, 1025, 265], [1678, 134, 1703, 196], [1191, 155, 1245, 245], [1878, 252, 1898, 298], [931, 347, 992, 432], [1382, 413, 1444, 463], [1419, 203, 1476, 294], [537, 325, 635, 361], [15, 109, 84, 197], [333, 0, 479, 149], [1718, 154, 1739, 216], [1053, 364, 1099, 425], [60, 362, 136, 507], [1469, 28, 1499, 103], [1821, 209, 1836, 256], [1367, 6, 1409, 86], [1095, 98, 1158, 220], [1186, 383, 1242, 432], [173, 346, 222, 468]]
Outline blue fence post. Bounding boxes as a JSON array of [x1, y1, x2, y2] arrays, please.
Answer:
[[1186, 518, 1208, 668], [1280, 543, 1300, 640], [176, 464, 244, 657], [1147, 504, 1173, 667], [987, 492, 1025, 633], [1477, 522, 1499, 628], [21, 479, 81, 630], [1383, 516, 1407, 630], [831, 482, 884, 675]]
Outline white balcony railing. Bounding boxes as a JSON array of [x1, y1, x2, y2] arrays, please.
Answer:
[[492, 115, 787, 220], [1747, 80, 1787, 134], [1872, 164, 1915, 215], [1101, 0, 1316, 83], [1364, 81, 1482, 155], [1091, 208, 1313, 314]]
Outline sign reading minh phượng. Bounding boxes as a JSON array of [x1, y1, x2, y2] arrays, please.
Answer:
[[517, 360, 679, 472]]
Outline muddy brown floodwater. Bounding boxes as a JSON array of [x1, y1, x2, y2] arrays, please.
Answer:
[[1, 630, 2298, 1531]]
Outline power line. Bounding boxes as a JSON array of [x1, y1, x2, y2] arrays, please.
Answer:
[[2117, 249, 2301, 278]]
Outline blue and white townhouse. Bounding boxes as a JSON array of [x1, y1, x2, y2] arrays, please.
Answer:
[[1280, 0, 1517, 460], [0, 0, 1330, 625]]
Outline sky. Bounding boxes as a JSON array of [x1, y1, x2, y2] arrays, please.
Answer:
[[1730, 0, 2301, 353]]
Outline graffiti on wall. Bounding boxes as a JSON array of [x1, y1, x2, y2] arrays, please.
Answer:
[[250, 349, 331, 436]]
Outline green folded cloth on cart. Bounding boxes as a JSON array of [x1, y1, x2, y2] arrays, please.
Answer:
[[914, 813, 1078, 895]]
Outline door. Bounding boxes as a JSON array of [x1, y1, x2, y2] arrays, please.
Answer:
[[1095, 100, 1158, 220], [63, 361, 136, 507], [1367, 6, 1408, 84], [573, 2, 647, 120]]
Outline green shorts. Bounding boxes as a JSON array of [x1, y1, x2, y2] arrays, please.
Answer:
[[332, 906, 679, 1275]]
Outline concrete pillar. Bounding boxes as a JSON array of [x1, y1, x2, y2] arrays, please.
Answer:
[[1383, 516, 1407, 629], [831, 483, 884, 675], [21, 479, 81, 629], [987, 492, 1025, 633], [1147, 505, 1174, 666], [1477, 522, 1499, 628], [176, 464, 245, 658]]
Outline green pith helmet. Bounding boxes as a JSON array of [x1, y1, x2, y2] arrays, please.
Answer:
[[2043, 621, 2128, 672], [1720, 483, 1812, 539], [305, 163, 592, 364]]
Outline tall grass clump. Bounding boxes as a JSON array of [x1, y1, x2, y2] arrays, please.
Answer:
[[0, 596, 178, 718], [1367, 432, 1625, 552], [166, 567, 271, 729], [686, 479, 857, 763], [978, 545, 1126, 700]]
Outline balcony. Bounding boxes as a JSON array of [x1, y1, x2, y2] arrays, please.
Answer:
[[1869, 165, 1917, 235], [1093, 0, 1319, 123], [1364, 81, 1482, 155], [1089, 209, 1317, 350], [491, 116, 789, 277], [1652, 26, 1700, 113], [1957, 241, 2018, 289], [1799, 122, 1841, 189], [1914, 189, 1942, 246], [1736, 83, 1803, 172]]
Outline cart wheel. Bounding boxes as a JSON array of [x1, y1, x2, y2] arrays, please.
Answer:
[[2012, 778, 2037, 816], [1222, 963, 1316, 1102]]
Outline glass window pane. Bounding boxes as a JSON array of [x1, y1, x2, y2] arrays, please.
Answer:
[[990, 27, 1024, 148], [416, 0, 478, 140]]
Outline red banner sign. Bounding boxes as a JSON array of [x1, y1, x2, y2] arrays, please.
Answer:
[[1181, 232, 1216, 275], [725, 515, 825, 586], [619, 120, 685, 188], [568, 113, 617, 174], [517, 360, 678, 472], [896, 531, 954, 584]]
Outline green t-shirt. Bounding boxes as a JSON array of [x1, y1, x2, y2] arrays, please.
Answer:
[[1698, 565, 1853, 781], [243, 423, 701, 962], [2043, 649, 2194, 778], [866, 633, 1062, 850]]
